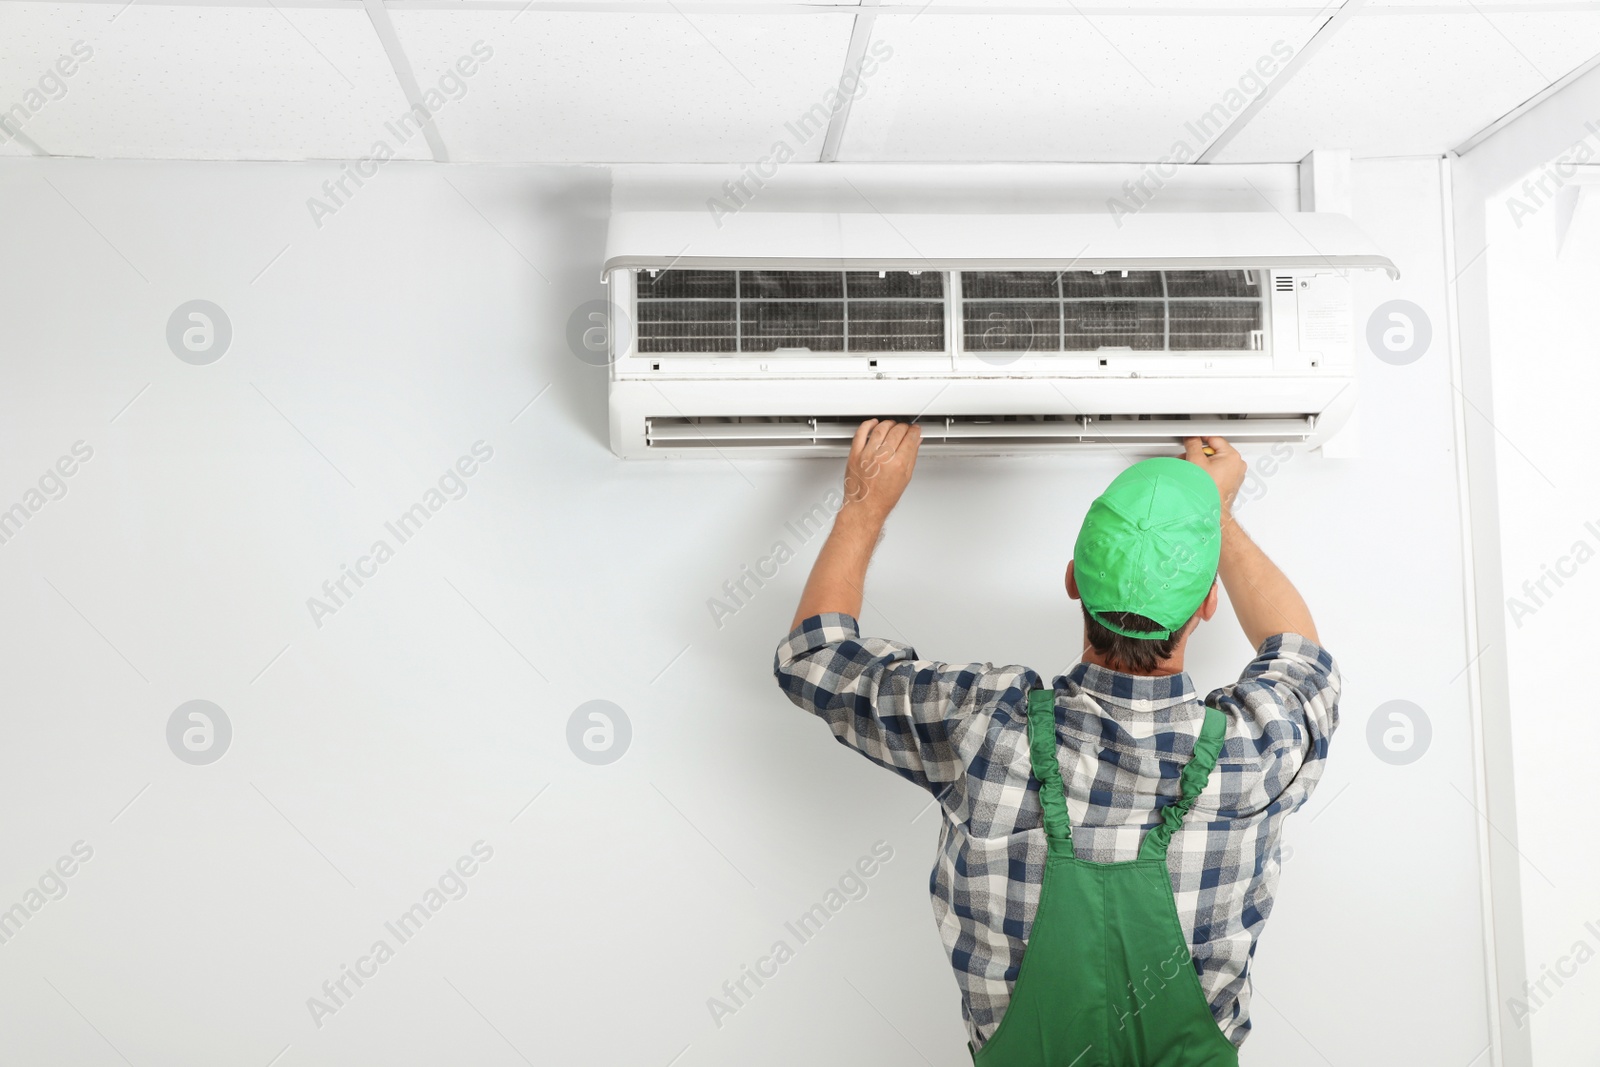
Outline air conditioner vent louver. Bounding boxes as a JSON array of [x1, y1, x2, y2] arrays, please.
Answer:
[[635, 269, 946, 354], [961, 270, 1264, 354], [645, 413, 1317, 452]]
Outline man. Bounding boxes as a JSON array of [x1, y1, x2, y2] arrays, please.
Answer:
[[773, 419, 1340, 1064]]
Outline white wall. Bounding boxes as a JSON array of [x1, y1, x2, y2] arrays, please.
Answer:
[[0, 156, 1492, 1066], [1481, 169, 1600, 1062], [1450, 63, 1600, 1066]]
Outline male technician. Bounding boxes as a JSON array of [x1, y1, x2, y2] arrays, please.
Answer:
[[773, 420, 1340, 1064]]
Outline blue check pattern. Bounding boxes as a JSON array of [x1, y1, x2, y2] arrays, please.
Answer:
[[774, 612, 1341, 1050]]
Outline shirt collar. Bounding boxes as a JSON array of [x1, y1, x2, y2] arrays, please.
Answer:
[[1062, 661, 1196, 712]]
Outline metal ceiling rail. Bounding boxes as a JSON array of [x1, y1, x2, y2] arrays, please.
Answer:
[[819, 0, 881, 163]]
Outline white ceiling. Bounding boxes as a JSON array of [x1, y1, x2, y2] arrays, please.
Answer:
[[839, 12, 1328, 161], [0, 2, 430, 159], [0, 0, 1597, 163], [1211, 9, 1600, 160], [390, 10, 860, 161]]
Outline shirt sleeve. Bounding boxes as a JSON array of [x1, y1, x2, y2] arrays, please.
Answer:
[[773, 612, 1034, 798], [1204, 633, 1342, 819]]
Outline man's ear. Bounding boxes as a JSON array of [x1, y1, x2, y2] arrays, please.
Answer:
[[1066, 560, 1081, 600], [1198, 578, 1220, 622]]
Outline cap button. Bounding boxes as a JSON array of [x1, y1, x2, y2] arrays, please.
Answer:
[[1136, 518, 1151, 530]]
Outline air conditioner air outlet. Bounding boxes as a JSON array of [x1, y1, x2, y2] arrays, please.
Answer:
[[644, 413, 1317, 451]]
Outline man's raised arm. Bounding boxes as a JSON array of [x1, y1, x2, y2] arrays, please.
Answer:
[[1182, 436, 1320, 649], [789, 419, 922, 630]]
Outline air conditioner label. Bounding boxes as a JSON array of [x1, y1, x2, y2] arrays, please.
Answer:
[[1296, 276, 1352, 354], [1299, 307, 1349, 344]]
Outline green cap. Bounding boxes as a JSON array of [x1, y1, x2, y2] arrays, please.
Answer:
[[1073, 457, 1222, 640]]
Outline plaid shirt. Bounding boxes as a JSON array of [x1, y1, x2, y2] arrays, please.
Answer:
[[773, 612, 1340, 1050]]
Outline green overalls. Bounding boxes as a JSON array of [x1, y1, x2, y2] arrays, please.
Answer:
[[972, 689, 1240, 1067]]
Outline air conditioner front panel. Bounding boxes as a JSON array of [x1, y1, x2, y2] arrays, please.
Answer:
[[603, 211, 1399, 279]]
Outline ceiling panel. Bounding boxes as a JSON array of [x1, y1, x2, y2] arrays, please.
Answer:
[[839, 12, 1327, 161], [911, 0, 1318, 7], [1365, 0, 1595, 6], [390, 0, 857, 5], [1213, 12, 1600, 160], [0, 2, 427, 160], [390, 10, 857, 161]]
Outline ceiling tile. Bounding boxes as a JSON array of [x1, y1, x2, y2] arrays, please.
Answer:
[[395, 0, 857, 5], [914, 0, 1314, 7], [839, 12, 1327, 161], [0, 2, 427, 160], [1212, 11, 1600, 160], [390, 10, 858, 162], [1364, 0, 1590, 6]]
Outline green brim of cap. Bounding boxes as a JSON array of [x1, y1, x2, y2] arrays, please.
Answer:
[[1088, 609, 1174, 640]]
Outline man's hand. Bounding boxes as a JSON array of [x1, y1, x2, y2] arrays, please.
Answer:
[[844, 419, 922, 522], [1181, 435, 1320, 647], [788, 419, 922, 631], [1182, 436, 1246, 515]]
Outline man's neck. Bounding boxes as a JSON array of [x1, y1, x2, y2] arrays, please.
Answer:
[[1079, 646, 1186, 677]]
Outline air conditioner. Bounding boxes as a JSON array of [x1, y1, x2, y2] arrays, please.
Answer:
[[600, 210, 1397, 458]]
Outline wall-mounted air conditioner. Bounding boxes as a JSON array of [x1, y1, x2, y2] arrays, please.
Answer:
[[600, 210, 1396, 458]]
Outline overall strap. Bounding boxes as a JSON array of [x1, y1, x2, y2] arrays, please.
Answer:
[[1025, 688, 1073, 847], [1138, 705, 1227, 862]]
